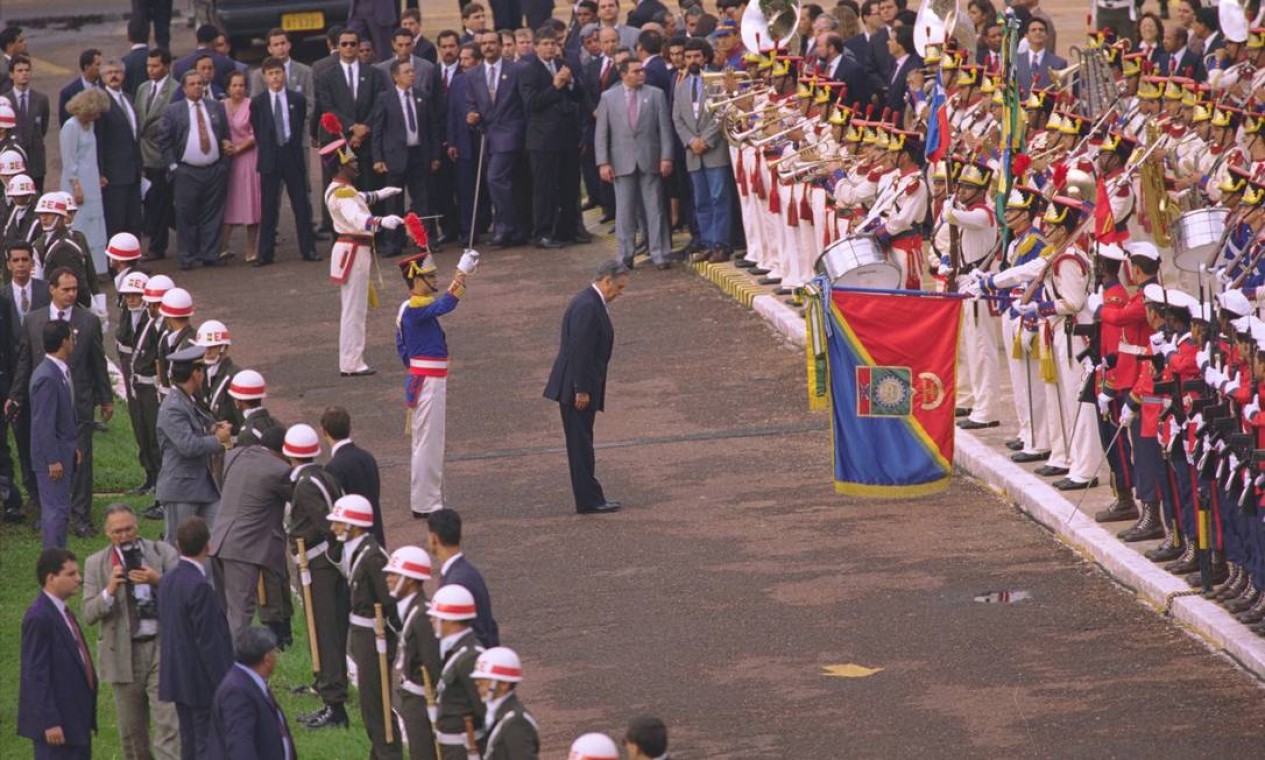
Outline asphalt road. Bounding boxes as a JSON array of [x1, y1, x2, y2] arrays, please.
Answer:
[[18, 10, 1265, 758]]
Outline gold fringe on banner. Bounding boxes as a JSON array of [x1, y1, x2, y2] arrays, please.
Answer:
[[804, 285, 830, 412]]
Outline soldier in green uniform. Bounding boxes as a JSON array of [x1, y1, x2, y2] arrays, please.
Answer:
[[327, 494, 402, 758], [230, 369, 283, 447], [196, 320, 243, 433], [428, 584, 486, 760], [131, 274, 174, 517], [114, 267, 151, 494], [472, 647, 538, 760], [32, 191, 98, 307], [384, 546, 442, 760], [284, 423, 352, 730]]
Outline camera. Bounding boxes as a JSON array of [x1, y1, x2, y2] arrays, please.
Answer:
[[119, 541, 158, 621], [120, 541, 144, 574]]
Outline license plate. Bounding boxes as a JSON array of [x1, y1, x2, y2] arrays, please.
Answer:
[[281, 11, 324, 32]]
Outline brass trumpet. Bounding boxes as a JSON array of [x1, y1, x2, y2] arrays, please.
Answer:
[[705, 86, 774, 113], [750, 118, 814, 148]]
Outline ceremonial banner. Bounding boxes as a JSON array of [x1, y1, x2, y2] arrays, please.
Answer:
[[819, 288, 962, 497]]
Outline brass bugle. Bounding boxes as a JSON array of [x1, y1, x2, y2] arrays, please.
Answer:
[[701, 70, 751, 82], [705, 86, 774, 113], [1048, 62, 1081, 89], [751, 118, 814, 148]]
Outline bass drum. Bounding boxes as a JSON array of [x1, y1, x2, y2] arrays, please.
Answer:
[[1173, 207, 1228, 272], [815, 235, 902, 289]]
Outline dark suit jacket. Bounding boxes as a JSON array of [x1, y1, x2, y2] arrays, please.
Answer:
[[325, 441, 386, 546], [445, 72, 477, 160], [0, 286, 17, 399], [158, 96, 231, 168], [1167, 48, 1206, 81], [208, 665, 291, 760], [158, 560, 234, 708], [544, 286, 614, 411], [440, 555, 500, 648], [0, 277, 48, 347], [9, 88, 49, 178], [866, 29, 895, 83], [313, 60, 386, 145], [643, 55, 673, 100], [58, 77, 97, 126], [172, 48, 239, 90], [29, 356, 77, 469], [830, 52, 873, 111], [414, 35, 438, 63], [465, 59, 527, 154], [12, 305, 110, 421], [349, 0, 397, 24], [123, 46, 149, 96], [209, 445, 292, 574], [1016, 49, 1068, 94], [884, 53, 923, 117], [371, 85, 441, 167], [95, 90, 142, 185], [18, 593, 98, 746], [627, 0, 667, 27], [519, 56, 584, 151], [251, 88, 307, 175]]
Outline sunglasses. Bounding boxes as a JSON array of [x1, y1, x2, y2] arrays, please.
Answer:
[[339, 41, 358, 47]]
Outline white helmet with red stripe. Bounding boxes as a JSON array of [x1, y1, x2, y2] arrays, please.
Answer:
[[194, 319, 231, 347], [283, 423, 321, 459], [5, 174, 35, 198], [159, 287, 194, 318], [118, 271, 150, 295], [427, 584, 477, 621], [328, 494, 375, 528], [33, 191, 69, 217], [0, 100, 15, 129], [568, 733, 619, 760], [0, 148, 24, 174], [227, 369, 266, 400], [385, 545, 432, 581], [471, 647, 523, 683], [142, 274, 174, 303], [106, 232, 142, 261]]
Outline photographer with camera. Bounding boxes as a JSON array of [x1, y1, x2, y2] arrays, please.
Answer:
[[81, 503, 180, 760]]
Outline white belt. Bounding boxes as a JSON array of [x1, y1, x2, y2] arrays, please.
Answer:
[[409, 357, 449, 370], [296, 540, 328, 562], [1117, 343, 1149, 356], [117, 345, 134, 355], [436, 729, 486, 745], [133, 375, 156, 386], [350, 613, 376, 629], [401, 679, 427, 696]]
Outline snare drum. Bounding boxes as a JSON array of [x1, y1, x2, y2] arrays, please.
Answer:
[[814, 235, 902, 290], [1173, 207, 1229, 272]]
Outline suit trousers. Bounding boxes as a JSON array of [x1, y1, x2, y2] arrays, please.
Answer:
[[131, 0, 173, 48], [396, 691, 437, 760], [383, 146, 430, 255], [529, 148, 580, 240], [213, 556, 265, 642], [349, 627, 403, 760], [0, 412, 21, 509], [308, 561, 349, 704], [72, 421, 94, 526], [689, 166, 733, 249], [132, 383, 161, 482], [104, 183, 143, 240], [112, 636, 180, 760], [259, 153, 316, 262], [15, 402, 38, 505], [33, 741, 91, 759], [455, 158, 489, 242], [257, 564, 292, 627], [410, 375, 446, 515], [559, 401, 604, 510], [433, 155, 458, 240], [142, 167, 173, 255], [37, 460, 74, 548], [172, 162, 228, 267], [613, 170, 669, 265], [486, 151, 520, 239], [489, 0, 523, 33], [338, 249, 371, 373], [174, 702, 212, 760], [162, 500, 219, 544]]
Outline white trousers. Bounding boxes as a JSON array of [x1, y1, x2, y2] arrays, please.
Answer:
[[410, 375, 447, 515], [738, 148, 768, 266], [1001, 314, 1049, 454], [1045, 324, 1104, 478], [338, 248, 371, 373], [961, 302, 1001, 424]]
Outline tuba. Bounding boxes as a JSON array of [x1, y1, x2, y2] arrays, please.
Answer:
[[741, 0, 800, 54], [913, 0, 976, 58]]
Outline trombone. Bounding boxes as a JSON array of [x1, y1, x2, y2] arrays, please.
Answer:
[[750, 118, 814, 148]]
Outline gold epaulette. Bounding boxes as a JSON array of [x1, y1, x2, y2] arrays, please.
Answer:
[[333, 187, 358, 199]]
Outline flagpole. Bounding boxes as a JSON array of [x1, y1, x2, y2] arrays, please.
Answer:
[[998, 9, 1023, 258]]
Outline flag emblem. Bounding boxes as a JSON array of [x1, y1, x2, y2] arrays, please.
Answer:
[[857, 366, 913, 417]]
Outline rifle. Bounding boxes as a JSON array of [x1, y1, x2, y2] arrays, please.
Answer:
[[374, 604, 395, 745]]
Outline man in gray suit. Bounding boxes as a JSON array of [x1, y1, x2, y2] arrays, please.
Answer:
[[28, 320, 79, 547], [82, 503, 181, 760], [6, 55, 49, 193], [595, 57, 674, 269], [158, 70, 231, 271], [155, 345, 232, 542], [376, 27, 437, 103], [136, 50, 179, 261], [248, 28, 315, 134], [208, 430, 292, 642], [671, 38, 734, 263]]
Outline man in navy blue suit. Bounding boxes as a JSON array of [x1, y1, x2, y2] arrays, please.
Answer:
[[465, 29, 527, 246], [208, 626, 294, 760], [158, 516, 234, 760], [57, 49, 102, 126], [30, 320, 79, 548], [19, 547, 98, 759], [427, 508, 500, 647], [252, 56, 317, 266]]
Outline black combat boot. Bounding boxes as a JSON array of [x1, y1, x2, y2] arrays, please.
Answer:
[[1095, 492, 1139, 523], [302, 702, 350, 729], [1119, 501, 1163, 542], [1164, 542, 1199, 575]]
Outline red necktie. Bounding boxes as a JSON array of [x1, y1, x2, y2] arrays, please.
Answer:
[[64, 607, 97, 690], [600, 59, 611, 89]]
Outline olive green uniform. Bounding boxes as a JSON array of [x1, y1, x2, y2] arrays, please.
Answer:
[[393, 592, 442, 760], [436, 628, 485, 760], [347, 534, 403, 759], [289, 463, 348, 706]]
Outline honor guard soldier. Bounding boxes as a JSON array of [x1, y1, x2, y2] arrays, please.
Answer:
[[394, 247, 478, 517], [859, 128, 928, 290], [284, 424, 351, 730], [1089, 244, 1141, 524], [328, 494, 402, 758], [3, 175, 40, 249], [229, 370, 282, 447], [384, 546, 442, 760], [473, 647, 540, 760], [156, 287, 195, 398], [429, 584, 486, 759], [116, 270, 153, 494], [104, 232, 146, 305], [131, 274, 173, 508], [0, 150, 26, 222], [195, 320, 242, 432], [33, 192, 96, 305], [569, 733, 620, 760]]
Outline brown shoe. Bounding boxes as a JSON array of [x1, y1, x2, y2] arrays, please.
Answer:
[[691, 248, 713, 263], [708, 248, 731, 264]]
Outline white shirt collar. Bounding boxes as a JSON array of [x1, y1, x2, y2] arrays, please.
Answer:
[[397, 591, 419, 621], [331, 438, 352, 455], [441, 552, 463, 577], [45, 354, 68, 375], [484, 691, 512, 724], [43, 590, 68, 616], [243, 406, 265, 419], [181, 556, 207, 576], [439, 627, 470, 658], [591, 283, 611, 313], [343, 532, 368, 558], [49, 303, 71, 319]]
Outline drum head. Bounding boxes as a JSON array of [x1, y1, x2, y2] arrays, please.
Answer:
[[836, 262, 902, 290]]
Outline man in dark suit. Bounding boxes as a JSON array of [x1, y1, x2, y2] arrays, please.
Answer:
[[431, 30, 463, 243], [1163, 24, 1207, 81], [97, 59, 144, 239], [158, 516, 234, 760], [377, 27, 437, 103], [6, 55, 50, 192], [172, 25, 238, 91], [584, 29, 621, 222], [321, 406, 387, 546], [133, 0, 175, 50], [122, 20, 150, 96], [427, 508, 500, 647], [10, 269, 113, 540], [400, 9, 439, 63], [208, 626, 294, 760], [821, 34, 875, 109], [520, 27, 584, 249], [58, 49, 102, 126], [348, 0, 398, 64], [19, 547, 98, 759], [372, 58, 441, 256], [638, 29, 672, 95], [252, 57, 317, 266], [543, 261, 628, 514], [29, 320, 78, 548], [314, 29, 388, 188], [2, 243, 46, 522], [882, 26, 921, 121], [447, 43, 489, 245], [136, 49, 178, 261], [466, 30, 528, 246], [159, 70, 231, 270], [627, 0, 667, 27], [1015, 17, 1067, 93]]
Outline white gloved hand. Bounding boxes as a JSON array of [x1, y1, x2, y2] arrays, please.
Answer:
[[1087, 292, 1103, 314], [457, 248, 481, 275], [1204, 366, 1224, 387], [1244, 400, 1261, 421], [376, 186, 403, 200], [1216, 267, 1232, 286], [1255, 473, 1265, 488], [1014, 301, 1039, 316], [1149, 332, 1166, 350], [960, 280, 981, 298], [1196, 347, 1210, 368], [1119, 404, 1136, 428], [426, 704, 438, 725], [1097, 392, 1112, 416], [971, 269, 990, 286], [1229, 452, 1240, 472], [1225, 377, 1241, 396], [379, 215, 404, 230]]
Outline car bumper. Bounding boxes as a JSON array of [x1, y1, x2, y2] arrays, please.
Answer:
[[206, 2, 348, 42]]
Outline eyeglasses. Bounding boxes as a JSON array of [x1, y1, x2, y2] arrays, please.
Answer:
[[339, 41, 358, 47]]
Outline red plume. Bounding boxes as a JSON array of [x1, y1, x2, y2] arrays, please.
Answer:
[[320, 113, 344, 137], [1012, 153, 1032, 179], [403, 212, 429, 250], [1052, 161, 1068, 190]]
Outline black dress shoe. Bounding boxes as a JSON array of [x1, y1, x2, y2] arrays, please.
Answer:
[[438, 233, 460, 245], [1004, 438, 1024, 451], [72, 522, 96, 538], [570, 231, 593, 244], [303, 704, 350, 729], [749, 267, 770, 276], [340, 368, 377, 377], [774, 287, 794, 296], [127, 480, 152, 495], [1011, 450, 1050, 463], [141, 502, 164, 520], [581, 200, 598, 211], [757, 276, 782, 285], [1034, 465, 1070, 477], [957, 419, 1000, 430], [533, 237, 565, 249], [577, 501, 622, 514], [734, 258, 756, 268], [954, 407, 972, 418], [621, 257, 636, 270], [291, 684, 320, 697], [252, 259, 273, 268], [92, 421, 109, 433], [1053, 477, 1098, 491], [656, 262, 672, 270], [3, 507, 23, 523]]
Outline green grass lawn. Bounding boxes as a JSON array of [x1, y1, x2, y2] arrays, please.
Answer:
[[0, 410, 373, 758]]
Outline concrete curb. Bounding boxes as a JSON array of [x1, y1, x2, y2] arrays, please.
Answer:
[[691, 265, 1265, 682]]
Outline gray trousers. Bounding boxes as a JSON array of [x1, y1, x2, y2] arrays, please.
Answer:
[[112, 637, 180, 760], [613, 169, 670, 265], [396, 691, 437, 760], [162, 500, 219, 544], [212, 557, 263, 643], [172, 162, 227, 267]]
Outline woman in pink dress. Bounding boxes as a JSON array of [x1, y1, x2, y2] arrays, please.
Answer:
[[221, 70, 261, 262]]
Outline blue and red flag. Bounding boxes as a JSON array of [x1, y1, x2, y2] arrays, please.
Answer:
[[924, 69, 950, 163], [819, 288, 962, 497]]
